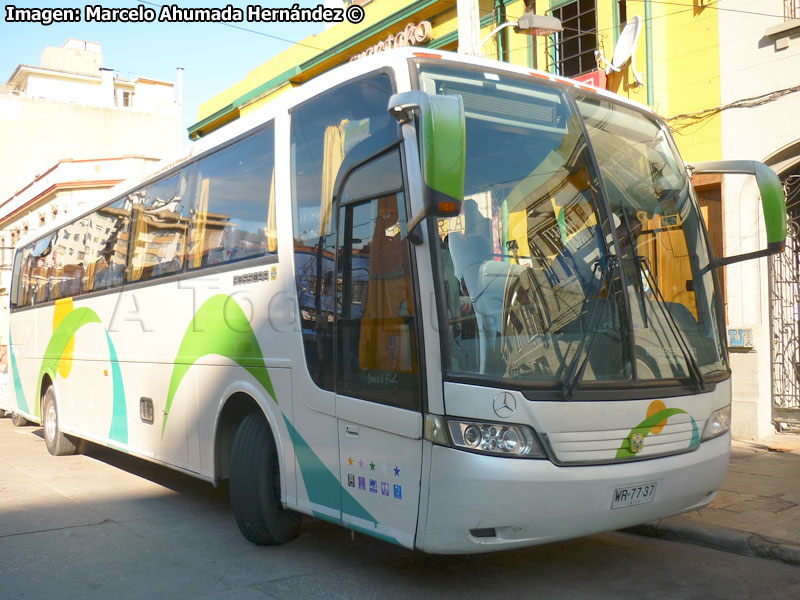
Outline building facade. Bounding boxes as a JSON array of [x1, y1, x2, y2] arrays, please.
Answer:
[[0, 38, 182, 359], [715, 1, 800, 438], [192, 0, 799, 440]]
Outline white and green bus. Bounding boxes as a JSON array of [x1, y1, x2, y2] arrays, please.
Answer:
[[6, 49, 787, 553]]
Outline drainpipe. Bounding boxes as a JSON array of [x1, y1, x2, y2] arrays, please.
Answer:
[[457, 0, 481, 55], [494, 0, 507, 62]]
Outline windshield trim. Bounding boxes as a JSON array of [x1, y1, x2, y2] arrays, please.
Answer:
[[562, 90, 639, 394], [445, 372, 726, 402]]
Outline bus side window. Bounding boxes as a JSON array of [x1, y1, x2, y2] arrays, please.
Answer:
[[128, 172, 189, 282], [51, 221, 87, 300], [10, 250, 24, 309], [187, 125, 275, 270], [13, 246, 33, 308], [83, 198, 131, 293]]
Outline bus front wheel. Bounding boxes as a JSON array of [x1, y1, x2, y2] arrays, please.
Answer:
[[229, 411, 300, 545], [42, 387, 79, 456]]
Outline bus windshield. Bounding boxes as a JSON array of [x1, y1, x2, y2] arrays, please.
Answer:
[[416, 61, 727, 391]]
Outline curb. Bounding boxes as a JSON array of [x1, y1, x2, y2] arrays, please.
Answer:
[[624, 517, 800, 567]]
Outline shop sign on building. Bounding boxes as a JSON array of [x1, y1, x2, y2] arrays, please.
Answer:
[[350, 20, 433, 61]]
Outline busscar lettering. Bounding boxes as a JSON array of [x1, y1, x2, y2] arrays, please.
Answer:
[[233, 270, 271, 286], [5, 5, 81, 26]]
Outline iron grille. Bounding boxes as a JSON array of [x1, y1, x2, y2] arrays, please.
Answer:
[[770, 173, 800, 431]]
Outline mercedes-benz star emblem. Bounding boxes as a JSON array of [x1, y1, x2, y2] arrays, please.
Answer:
[[493, 392, 517, 418]]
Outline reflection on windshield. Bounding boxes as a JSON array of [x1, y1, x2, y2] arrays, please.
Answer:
[[576, 95, 727, 379], [418, 63, 727, 389], [421, 65, 631, 384]]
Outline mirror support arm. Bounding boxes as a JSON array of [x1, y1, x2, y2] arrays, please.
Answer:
[[688, 160, 787, 252], [688, 160, 787, 271], [405, 209, 427, 245], [709, 247, 775, 270]]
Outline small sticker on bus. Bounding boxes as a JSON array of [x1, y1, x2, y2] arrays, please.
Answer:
[[233, 270, 272, 286]]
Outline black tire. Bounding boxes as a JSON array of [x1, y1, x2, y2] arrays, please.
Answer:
[[229, 411, 300, 545], [10, 412, 28, 427], [42, 387, 78, 456]]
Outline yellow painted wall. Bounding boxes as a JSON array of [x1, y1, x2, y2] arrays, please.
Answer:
[[661, 3, 721, 163], [198, 0, 723, 166], [198, 0, 437, 123]]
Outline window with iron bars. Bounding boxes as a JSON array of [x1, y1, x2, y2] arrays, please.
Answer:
[[787, 0, 800, 20], [548, 0, 598, 78]]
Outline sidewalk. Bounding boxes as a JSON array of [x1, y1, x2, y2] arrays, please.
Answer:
[[628, 436, 800, 567]]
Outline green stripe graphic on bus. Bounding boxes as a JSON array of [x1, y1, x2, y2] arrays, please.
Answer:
[[9, 335, 30, 415], [38, 306, 128, 444], [616, 401, 699, 459], [163, 294, 277, 436]]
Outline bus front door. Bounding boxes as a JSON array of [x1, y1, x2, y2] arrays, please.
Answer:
[[334, 187, 423, 549]]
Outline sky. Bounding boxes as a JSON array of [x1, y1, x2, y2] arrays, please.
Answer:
[[0, 1, 332, 142]]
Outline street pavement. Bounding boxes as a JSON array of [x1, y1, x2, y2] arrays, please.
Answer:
[[628, 435, 800, 566], [1, 413, 799, 600]]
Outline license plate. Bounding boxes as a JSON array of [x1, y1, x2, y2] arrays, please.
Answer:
[[611, 482, 657, 509]]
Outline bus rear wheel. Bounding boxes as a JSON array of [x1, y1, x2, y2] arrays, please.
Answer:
[[229, 411, 300, 545], [42, 387, 79, 456]]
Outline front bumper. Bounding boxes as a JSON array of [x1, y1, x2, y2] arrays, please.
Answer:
[[417, 433, 729, 553]]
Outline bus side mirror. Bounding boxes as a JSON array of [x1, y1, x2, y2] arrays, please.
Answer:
[[388, 91, 466, 240], [689, 160, 787, 268]]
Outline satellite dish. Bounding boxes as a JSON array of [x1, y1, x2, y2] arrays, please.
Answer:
[[595, 15, 644, 85]]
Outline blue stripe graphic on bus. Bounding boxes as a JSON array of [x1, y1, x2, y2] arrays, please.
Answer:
[[8, 335, 29, 415], [105, 331, 128, 444], [282, 415, 399, 545]]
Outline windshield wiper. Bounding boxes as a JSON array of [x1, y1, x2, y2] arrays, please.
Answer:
[[635, 255, 705, 391], [615, 206, 703, 390], [619, 210, 650, 328], [560, 255, 619, 400]]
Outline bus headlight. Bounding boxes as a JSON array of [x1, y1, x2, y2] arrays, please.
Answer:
[[701, 405, 731, 441], [446, 419, 545, 458]]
